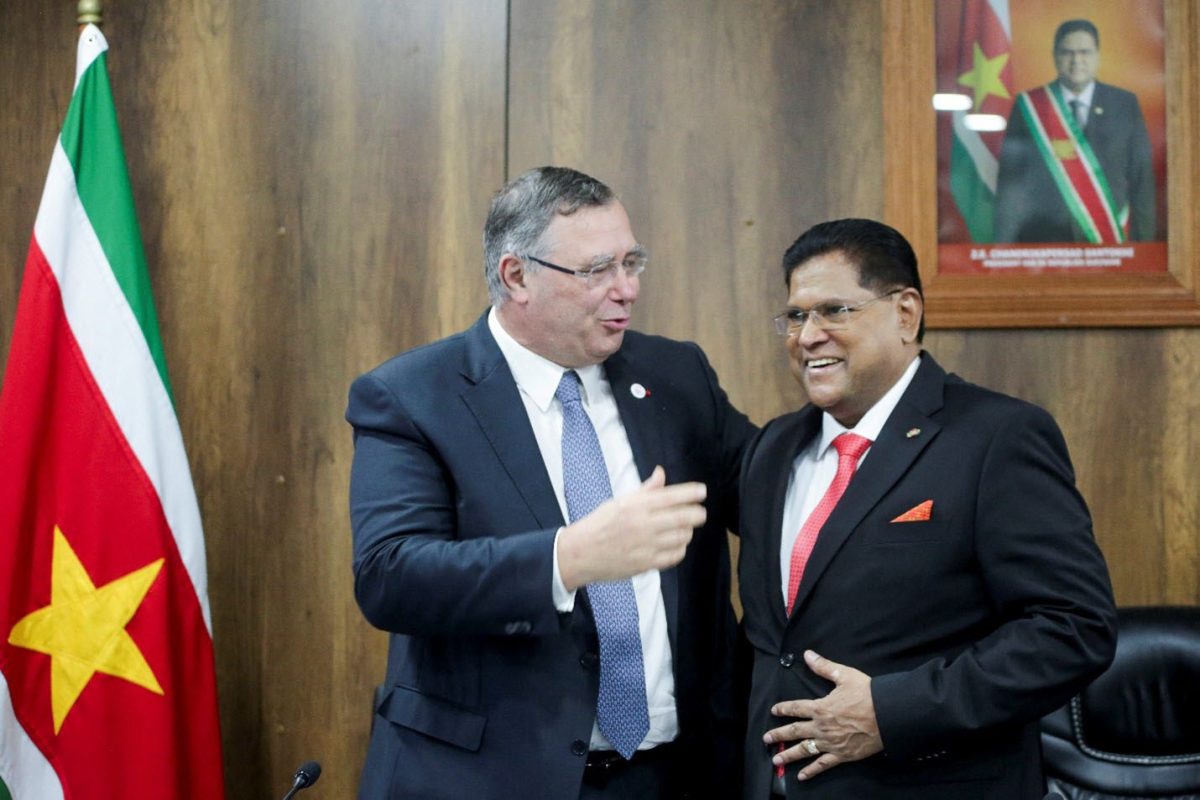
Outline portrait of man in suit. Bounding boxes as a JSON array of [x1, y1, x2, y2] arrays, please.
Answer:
[[738, 218, 1117, 799], [346, 166, 754, 799], [994, 18, 1157, 243]]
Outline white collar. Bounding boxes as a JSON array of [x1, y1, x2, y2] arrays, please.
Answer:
[[815, 354, 922, 456], [1059, 81, 1096, 106], [488, 307, 604, 411]]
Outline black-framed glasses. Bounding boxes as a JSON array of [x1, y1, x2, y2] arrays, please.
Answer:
[[524, 253, 647, 288], [772, 289, 903, 335]]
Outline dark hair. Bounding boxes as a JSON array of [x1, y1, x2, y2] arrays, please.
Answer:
[[483, 167, 614, 303], [1054, 19, 1099, 51], [781, 218, 925, 342]]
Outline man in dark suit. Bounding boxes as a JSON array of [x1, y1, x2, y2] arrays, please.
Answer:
[[738, 218, 1116, 799], [347, 166, 754, 799], [994, 18, 1156, 242]]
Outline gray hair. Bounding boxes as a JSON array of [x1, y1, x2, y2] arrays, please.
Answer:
[[483, 166, 615, 304]]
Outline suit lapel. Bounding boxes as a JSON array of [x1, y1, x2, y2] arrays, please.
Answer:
[[785, 356, 947, 620], [604, 349, 665, 479], [764, 409, 822, 628], [604, 348, 677, 644], [459, 314, 565, 531]]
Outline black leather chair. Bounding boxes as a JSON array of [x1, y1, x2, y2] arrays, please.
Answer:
[[1041, 605, 1200, 799]]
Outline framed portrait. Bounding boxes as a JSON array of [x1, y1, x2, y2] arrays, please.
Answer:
[[883, 0, 1200, 327]]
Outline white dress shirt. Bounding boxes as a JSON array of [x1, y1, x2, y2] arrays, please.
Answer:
[[488, 309, 677, 750], [779, 356, 922, 606]]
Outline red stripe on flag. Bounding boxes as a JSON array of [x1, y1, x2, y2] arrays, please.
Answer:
[[956, 0, 1012, 157], [0, 239, 224, 798]]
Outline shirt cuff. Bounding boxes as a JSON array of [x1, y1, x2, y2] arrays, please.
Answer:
[[552, 527, 577, 612]]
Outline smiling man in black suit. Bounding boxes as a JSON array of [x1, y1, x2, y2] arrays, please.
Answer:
[[738, 218, 1116, 799]]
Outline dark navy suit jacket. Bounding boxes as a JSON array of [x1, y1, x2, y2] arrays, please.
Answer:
[[347, 312, 754, 799], [738, 354, 1116, 799]]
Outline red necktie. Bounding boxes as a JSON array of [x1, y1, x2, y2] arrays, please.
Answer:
[[775, 432, 872, 784], [785, 432, 872, 614]]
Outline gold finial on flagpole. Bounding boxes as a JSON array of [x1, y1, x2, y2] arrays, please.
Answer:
[[77, 0, 103, 26]]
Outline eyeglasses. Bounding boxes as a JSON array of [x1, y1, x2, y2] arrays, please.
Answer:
[[772, 289, 902, 335], [524, 253, 647, 288]]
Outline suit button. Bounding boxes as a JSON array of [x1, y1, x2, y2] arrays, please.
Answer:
[[580, 651, 599, 669], [571, 739, 588, 757], [779, 652, 796, 668]]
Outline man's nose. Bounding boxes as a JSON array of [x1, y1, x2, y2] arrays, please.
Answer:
[[796, 316, 830, 346], [610, 267, 638, 300]]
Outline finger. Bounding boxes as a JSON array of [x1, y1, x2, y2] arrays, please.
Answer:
[[641, 465, 666, 489], [654, 541, 691, 570], [664, 527, 694, 550], [770, 741, 816, 767], [762, 720, 809, 745], [770, 699, 815, 719], [797, 753, 841, 781], [663, 505, 706, 529], [804, 649, 844, 682], [647, 480, 707, 506]]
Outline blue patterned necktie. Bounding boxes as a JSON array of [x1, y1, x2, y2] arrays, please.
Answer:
[[556, 370, 650, 759]]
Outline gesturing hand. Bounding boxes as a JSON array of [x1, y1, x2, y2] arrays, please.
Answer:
[[557, 466, 707, 589], [762, 650, 884, 781]]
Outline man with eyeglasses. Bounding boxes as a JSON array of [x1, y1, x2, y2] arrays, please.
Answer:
[[994, 18, 1156, 243], [737, 218, 1116, 798], [346, 166, 754, 799]]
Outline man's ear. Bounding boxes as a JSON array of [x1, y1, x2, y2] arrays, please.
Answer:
[[896, 288, 924, 344], [498, 253, 529, 302]]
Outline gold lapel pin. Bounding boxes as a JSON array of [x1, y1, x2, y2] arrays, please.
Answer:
[[1094, 106, 1104, 115], [905, 427, 921, 439]]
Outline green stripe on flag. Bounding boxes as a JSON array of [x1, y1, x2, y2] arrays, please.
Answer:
[[950, 133, 995, 242], [58, 52, 173, 401], [0, 776, 12, 800]]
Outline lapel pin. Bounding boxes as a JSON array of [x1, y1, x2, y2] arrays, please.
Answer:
[[905, 427, 921, 439], [630, 383, 648, 399], [1094, 106, 1104, 115]]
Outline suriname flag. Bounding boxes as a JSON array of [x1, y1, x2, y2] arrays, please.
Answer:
[[0, 24, 225, 799]]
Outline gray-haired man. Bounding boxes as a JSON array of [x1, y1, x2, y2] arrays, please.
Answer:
[[348, 167, 754, 799]]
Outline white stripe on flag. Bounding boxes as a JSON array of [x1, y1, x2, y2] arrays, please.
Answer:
[[0, 673, 65, 799], [32, 143, 212, 632], [988, 0, 1011, 40], [952, 111, 999, 192]]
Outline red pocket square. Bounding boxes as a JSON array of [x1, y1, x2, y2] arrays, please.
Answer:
[[891, 500, 933, 522]]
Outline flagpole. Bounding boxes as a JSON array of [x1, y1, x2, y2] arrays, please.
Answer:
[[77, 0, 102, 26]]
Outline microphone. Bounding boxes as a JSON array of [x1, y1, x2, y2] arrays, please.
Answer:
[[280, 760, 322, 800]]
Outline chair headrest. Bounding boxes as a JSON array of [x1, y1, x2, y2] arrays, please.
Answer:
[[1074, 606, 1200, 759]]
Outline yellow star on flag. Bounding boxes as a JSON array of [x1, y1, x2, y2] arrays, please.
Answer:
[[958, 42, 1010, 110], [8, 526, 165, 733]]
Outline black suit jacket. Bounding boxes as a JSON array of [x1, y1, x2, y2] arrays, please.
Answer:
[[347, 312, 754, 799], [994, 81, 1156, 242], [738, 354, 1116, 799]]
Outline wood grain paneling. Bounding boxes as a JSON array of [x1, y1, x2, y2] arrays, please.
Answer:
[[1, 2, 1197, 798]]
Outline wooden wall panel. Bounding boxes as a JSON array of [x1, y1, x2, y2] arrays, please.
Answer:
[[1, 1, 505, 797]]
